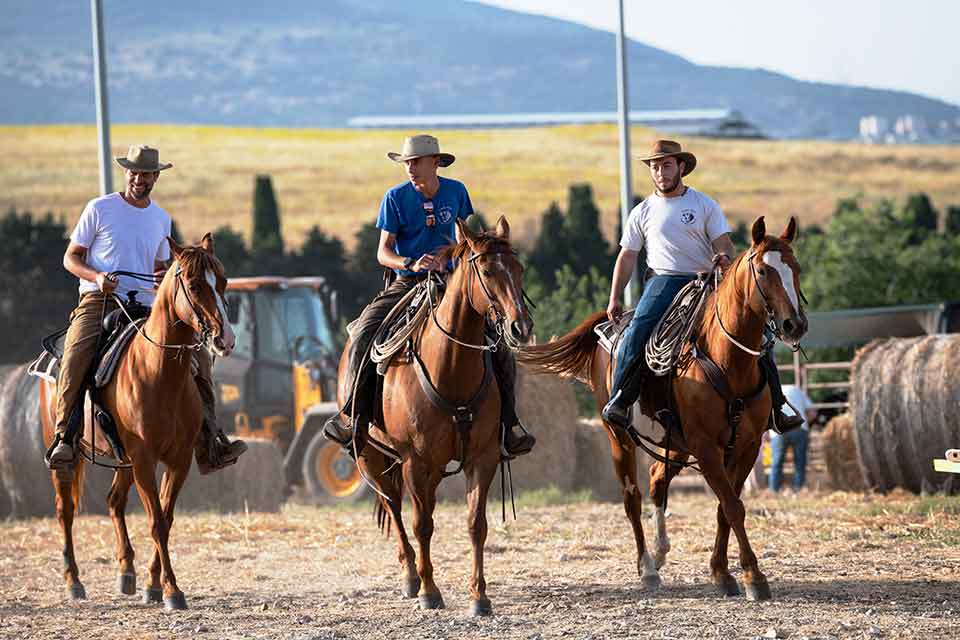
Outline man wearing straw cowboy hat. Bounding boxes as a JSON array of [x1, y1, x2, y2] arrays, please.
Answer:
[[602, 139, 804, 434], [46, 144, 248, 473], [324, 134, 535, 457]]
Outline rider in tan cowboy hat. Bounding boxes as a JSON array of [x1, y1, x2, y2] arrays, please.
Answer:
[[47, 145, 248, 473], [602, 139, 804, 434], [324, 134, 536, 458]]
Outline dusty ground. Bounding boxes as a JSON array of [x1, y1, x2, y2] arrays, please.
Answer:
[[0, 489, 957, 640]]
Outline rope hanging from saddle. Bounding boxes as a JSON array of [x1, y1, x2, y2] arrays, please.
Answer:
[[645, 273, 713, 376]]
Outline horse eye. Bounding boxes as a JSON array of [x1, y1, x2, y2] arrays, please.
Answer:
[[482, 269, 492, 277], [757, 267, 766, 276]]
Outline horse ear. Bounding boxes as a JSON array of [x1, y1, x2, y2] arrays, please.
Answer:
[[751, 216, 766, 246], [780, 216, 798, 244], [200, 232, 215, 254], [456, 217, 478, 246], [167, 236, 183, 258], [494, 215, 510, 240]]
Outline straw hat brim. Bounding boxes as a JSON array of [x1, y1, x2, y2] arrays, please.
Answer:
[[115, 157, 173, 172], [640, 151, 696, 176], [387, 151, 455, 167]]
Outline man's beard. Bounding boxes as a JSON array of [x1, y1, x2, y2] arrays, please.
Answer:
[[659, 173, 681, 194], [130, 184, 153, 199]]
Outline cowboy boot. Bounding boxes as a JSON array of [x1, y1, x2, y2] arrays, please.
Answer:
[[324, 376, 373, 456], [602, 370, 646, 431], [45, 401, 84, 470], [761, 352, 805, 434], [492, 347, 535, 457], [193, 375, 247, 475]]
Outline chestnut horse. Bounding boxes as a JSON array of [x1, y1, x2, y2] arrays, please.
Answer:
[[40, 234, 235, 609], [519, 217, 806, 600], [337, 216, 532, 616]]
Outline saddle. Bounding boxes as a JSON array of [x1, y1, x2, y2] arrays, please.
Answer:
[[29, 293, 151, 467]]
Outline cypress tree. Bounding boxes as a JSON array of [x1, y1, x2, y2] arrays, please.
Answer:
[[251, 174, 283, 256]]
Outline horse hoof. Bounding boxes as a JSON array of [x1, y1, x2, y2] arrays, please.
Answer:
[[470, 597, 493, 617], [401, 575, 421, 599], [164, 592, 188, 611], [418, 593, 445, 610], [652, 553, 667, 570], [745, 580, 772, 601], [641, 573, 662, 591], [143, 587, 163, 604], [68, 584, 87, 600], [117, 573, 136, 595], [715, 575, 741, 597]]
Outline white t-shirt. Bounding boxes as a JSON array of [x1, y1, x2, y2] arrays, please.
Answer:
[[70, 192, 172, 305], [620, 186, 732, 275], [781, 384, 814, 430]]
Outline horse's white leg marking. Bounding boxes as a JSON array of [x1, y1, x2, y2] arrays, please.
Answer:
[[651, 506, 671, 569]]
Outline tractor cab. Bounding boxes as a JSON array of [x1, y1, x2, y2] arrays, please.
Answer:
[[213, 276, 364, 501]]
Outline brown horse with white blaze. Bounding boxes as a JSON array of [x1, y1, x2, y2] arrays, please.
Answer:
[[519, 216, 806, 600], [40, 234, 235, 609], [336, 216, 532, 616]]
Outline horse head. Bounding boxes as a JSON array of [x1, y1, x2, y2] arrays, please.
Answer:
[[166, 233, 236, 357], [453, 215, 534, 344], [746, 216, 808, 346]]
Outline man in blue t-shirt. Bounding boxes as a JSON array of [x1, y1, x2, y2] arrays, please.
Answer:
[[324, 134, 535, 457]]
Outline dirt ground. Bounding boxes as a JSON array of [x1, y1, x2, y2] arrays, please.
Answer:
[[0, 488, 957, 640]]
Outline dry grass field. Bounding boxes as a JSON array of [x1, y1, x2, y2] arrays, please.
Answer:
[[2, 124, 960, 250], [0, 490, 958, 639]]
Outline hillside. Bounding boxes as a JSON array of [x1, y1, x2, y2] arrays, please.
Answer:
[[1, 0, 957, 138], [2, 124, 958, 249]]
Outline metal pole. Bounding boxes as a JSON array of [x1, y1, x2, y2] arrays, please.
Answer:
[[90, 0, 112, 195], [615, 0, 636, 307]]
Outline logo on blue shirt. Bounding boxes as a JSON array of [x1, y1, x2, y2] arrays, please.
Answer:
[[437, 206, 453, 224], [680, 209, 696, 225]]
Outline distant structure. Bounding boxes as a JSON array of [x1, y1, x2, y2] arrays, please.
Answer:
[[347, 109, 766, 139], [859, 113, 960, 144]]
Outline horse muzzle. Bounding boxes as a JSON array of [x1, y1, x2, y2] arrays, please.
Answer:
[[211, 331, 236, 357], [509, 317, 534, 345], [780, 313, 808, 344]]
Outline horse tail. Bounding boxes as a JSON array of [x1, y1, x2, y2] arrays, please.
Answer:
[[374, 463, 403, 538], [517, 310, 607, 389]]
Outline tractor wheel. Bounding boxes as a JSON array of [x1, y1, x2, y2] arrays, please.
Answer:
[[301, 432, 367, 502]]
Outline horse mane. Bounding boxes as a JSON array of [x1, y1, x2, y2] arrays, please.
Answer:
[[175, 245, 225, 279], [435, 231, 512, 283]]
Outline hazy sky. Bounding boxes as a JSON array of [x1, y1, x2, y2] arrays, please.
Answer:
[[476, 0, 957, 107]]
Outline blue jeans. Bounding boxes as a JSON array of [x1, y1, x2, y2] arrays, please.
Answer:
[[769, 428, 809, 491], [612, 274, 695, 392]]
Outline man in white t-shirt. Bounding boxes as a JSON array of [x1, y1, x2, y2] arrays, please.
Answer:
[[601, 140, 804, 435], [47, 145, 247, 473], [769, 384, 817, 492]]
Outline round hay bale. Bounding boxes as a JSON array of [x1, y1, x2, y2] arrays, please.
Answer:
[[851, 336, 960, 494], [437, 366, 579, 501], [821, 414, 866, 492], [573, 418, 627, 502], [0, 364, 57, 519], [176, 438, 285, 513]]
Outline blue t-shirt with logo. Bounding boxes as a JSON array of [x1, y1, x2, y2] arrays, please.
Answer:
[[376, 177, 474, 276]]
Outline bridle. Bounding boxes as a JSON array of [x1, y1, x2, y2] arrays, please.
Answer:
[[109, 264, 226, 355], [713, 249, 806, 357], [426, 246, 530, 352]]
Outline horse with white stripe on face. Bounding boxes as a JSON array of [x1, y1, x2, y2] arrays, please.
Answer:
[[519, 216, 807, 600]]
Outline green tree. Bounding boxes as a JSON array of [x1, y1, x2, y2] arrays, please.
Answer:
[[528, 201, 567, 289], [900, 192, 938, 245], [211, 226, 251, 275], [946, 205, 960, 236], [467, 211, 490, 234], [565, 183, 612, 276], [251, 174, 283, 257], [169, 218, 184, 244], [297, 225, 349, 294]]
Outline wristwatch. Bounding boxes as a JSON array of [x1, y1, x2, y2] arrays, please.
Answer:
[[402, 256, 415, 271]]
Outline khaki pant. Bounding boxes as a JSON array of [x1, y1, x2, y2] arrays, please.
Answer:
[[55, 292, 217, 435]]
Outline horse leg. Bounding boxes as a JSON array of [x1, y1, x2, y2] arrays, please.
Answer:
[[603, 425, 659, 589], [699, 447, 770, 601], [107, 468, 137, 595], [132, 458, 184, 609], [647, 451, 689, 570], [359, 450, 418, 598], [464, 452, 498, 616], [145, 462, 191, 610], [404, 458, 444, 610], [709, 442, 765, 598], [51, 466, 85, 600]]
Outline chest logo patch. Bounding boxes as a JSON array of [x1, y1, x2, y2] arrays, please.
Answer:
[[437, 206, 454, 224], [680, 209, 696, 225]]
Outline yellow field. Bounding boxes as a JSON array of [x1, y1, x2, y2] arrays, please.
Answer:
[[2, 124, 959, 249]]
